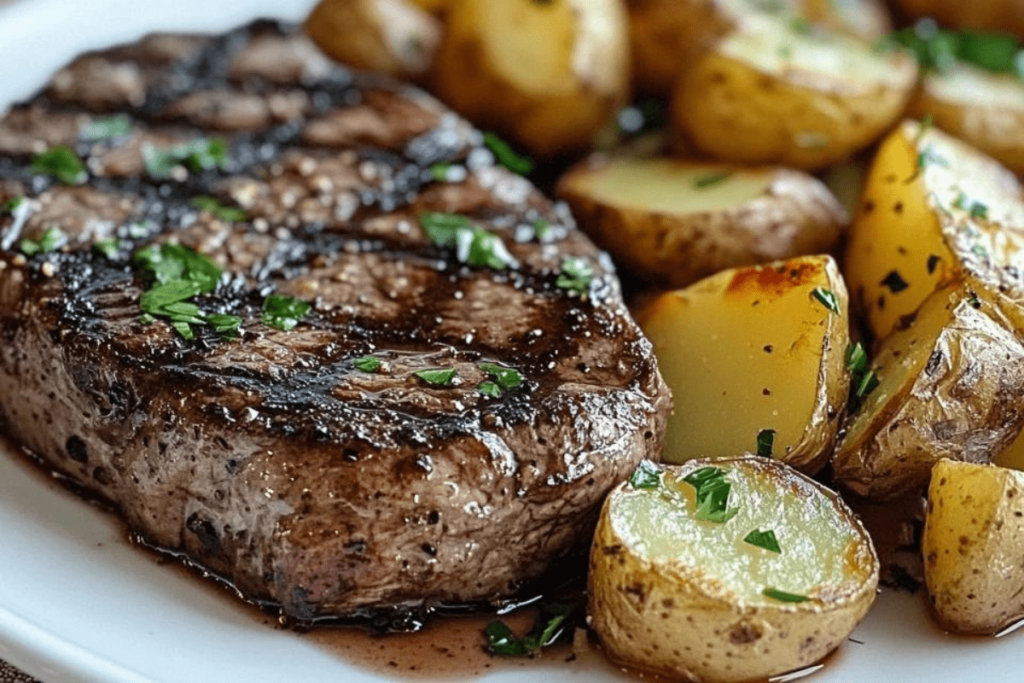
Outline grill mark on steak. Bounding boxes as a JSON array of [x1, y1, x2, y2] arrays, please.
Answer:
[[0, 20, 669, 627]]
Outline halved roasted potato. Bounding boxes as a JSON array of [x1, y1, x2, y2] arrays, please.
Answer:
[[832, 282, 1024, 500], [557, 156, 846, 288], [923, 459, 1024, 633], [671, 14, 917, 170], [304, 0, 442, 80], [636, 255, 850, 474], [589, 456, 879, 683], [844, 119, 1024, 342], [430, 0, 631, 158], [908, 63, 1024, 176]]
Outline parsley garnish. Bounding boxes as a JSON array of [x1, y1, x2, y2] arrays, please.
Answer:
[[261, 293, 311, 332], [789, 17, 814, 35], [628, 460, 662, 489], [190, 196, 247, 222], [479, 362, 522, 391], [81, 115, 133, 142], [846, 342, 879, 411], [763, 588, 810, 603], [32, 146, 86, 185], [811, 287, 840, 313], [556, 257, 593, 296], [970, 202, 989, 220], [845, 342, 869, 376], [756, 429, 776, 458], [20, 226, 66, 256], [684, 467, 738, 524], [478, 381, 503, 398], [854, 370, 880, 400], [888, 21, 1024, 77], [429, 162, 452, 182], [353, 355, 383, 373], [744, 529, 781, 553], [692, 172, 733, 189], [414, 368, 458, 386], [531, 218, 552, 242], [144, 137, 228, 179], [485, 602, 575, 656], [420, 212, 517, 270], [483, 132, 534, 176], [93, 237, 124, 259], [2, 196, 24, 214]]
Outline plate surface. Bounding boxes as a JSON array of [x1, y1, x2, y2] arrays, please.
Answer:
[[0, 2, 1019, 681]]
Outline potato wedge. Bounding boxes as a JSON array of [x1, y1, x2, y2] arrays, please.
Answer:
[[557, 156, 846, 289], [430, 0, 630, 158], [636, 255, 850, 474], [908, 63, 1024, 175], [923, 459, 1024, 633], [305, 0, 442, 80], [844, 119, 1024, 342], [671, 14, 917, 170], [894, 0, 1024, 41], [589, 456, 879, 683], [832, 282, 1024, 500]]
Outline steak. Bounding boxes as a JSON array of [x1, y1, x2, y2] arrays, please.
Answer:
[[0, 21, 669, 625]]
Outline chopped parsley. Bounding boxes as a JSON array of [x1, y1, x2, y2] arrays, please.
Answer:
[[556, 257, 593, 297], [531, 218, 552, 242], [93, 237, 124, 259], [477, 381, 503, 398], [32, 146, 87, 185], [845, 342, 869, 376], [744, 529, 781, 553], [887, 21, 1024, 78], [190, 196, 247, 222], [20, 226, 66, 256], [763, 588, 811, 603], [683, 467, 738, 524], [429, 162, 453, 182], [414, 368, 458, 386], [261, 293, 311, 332], [756, 429, 776, 458], [81, 115, 133, 142], [144, 137, 229, 179], [483, 132, 534, 176], [479, 362, 523, 391], [846, 342, 879, 411], [854, 370, 880, 400], [485, 602, 575, 656], [880, 270, 909, 293], [811, 287, 840, 314], [2, 196, 24, 214], [628, 460, 662, 489], [420, 212, 517, 270], [353, 355, 383, 373], [692, 171, 733, 189], [969, 202, 989, 220]]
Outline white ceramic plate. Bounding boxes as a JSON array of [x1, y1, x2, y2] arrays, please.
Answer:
[[0, 2, 1020, 681]]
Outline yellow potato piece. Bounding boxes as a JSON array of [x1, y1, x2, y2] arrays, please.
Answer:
[[924, 459, 1024, 633], [636, 255, 849, 474]]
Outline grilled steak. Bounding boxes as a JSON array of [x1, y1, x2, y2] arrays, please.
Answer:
[[0, 21, 669, 625]]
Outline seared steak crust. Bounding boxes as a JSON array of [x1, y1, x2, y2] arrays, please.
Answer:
[[0, 21, 669, 624]]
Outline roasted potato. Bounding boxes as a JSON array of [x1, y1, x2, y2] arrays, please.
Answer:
[[430, 0, 631, 158], [589, 456, 879, 683], [556, 156, 847, 288], [894, 0, 1024, 41], [923, 459, 1024, 633], [844, 120, 1024, 342], [908, 63, 1024, 176], [671, 14, 917, 170], [832, 282, 1024, 500], [636, 255, 850, 474], [305, 0, 442, 80]]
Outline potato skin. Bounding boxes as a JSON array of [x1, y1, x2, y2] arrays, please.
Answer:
[[557, 158, 847, 289], [589, 456, 878, 683], [924, 459, 1024, 633]]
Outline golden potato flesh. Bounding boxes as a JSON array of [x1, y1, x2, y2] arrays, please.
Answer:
[[589, 456, 879, 683], [636, 255, 849, 474], [844, 119, 1024, 342], [556, 156, 846, 289], [305, 0, 441, 80], [672, 14, 917, 170], [908, 63, 1024, 176], [924, 459, 1024, 633], [430, 0, 630, 158], [832, 282, 1024, 500]]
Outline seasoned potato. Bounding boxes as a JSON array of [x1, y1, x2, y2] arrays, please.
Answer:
[[305, 0, 442, 80], [908, 63, 1024, 175], [844, 120, 1024, 342], [799, 0, 891, 41], [832, 282, 1024, 500], [894, 0, 1024, 41], [430, 0, 630, 158], [556, 156, 847, 288], [636, 255, 850, 474], [589, 456, 879, 683], [923, 459, 1024, 633], [407, 0, 451, 14], [671, 14, 917, 170]]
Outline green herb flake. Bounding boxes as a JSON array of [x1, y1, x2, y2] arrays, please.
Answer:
[[20, 226, 66, 256], [917, 145, 950, 172], [414, 368, 459, 386], [261, 293, 312, 332], [478, 381, 503, 398], [93, 237, 124, 259], [485, 620, 525, 656], [855, 370, 880, 399], [32, 146, 87, 185], [419, 212, 517, 270], [531, 218, 552, 241], [692, 171, 733, 189], [763, 587, 811, 603], [845, 342, 869, 375], [483, 132, 534, 176], [557, 257, 594, 297], [190, 196, 247, 222], [81, 115, 133, 142], [353, 355, 383, 373], [2, 196, 24, 214], [756, 429, 776, 458], [144, 137, 229, 179], [970, 202, 990, 220], [429, 162, 452, 182], [479, 362, 523, 392], [628, 460, 662, 490], [485, 603, 575, 657], [789, 17, 814, 35], [744, 529, 781, 553], [880, 270, 909, 294], [684, 467, 737, 524], [811, 287, 840, 313]]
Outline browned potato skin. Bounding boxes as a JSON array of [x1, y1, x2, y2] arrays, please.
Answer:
[[895, 0, 1024, 41], [556, 158, 847, 289]]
